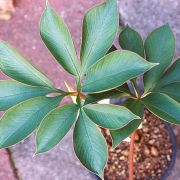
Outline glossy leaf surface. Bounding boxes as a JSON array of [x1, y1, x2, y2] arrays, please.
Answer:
[[0, 41, 53, 88], [155, 58, 180, 88], [82, 50, 157, 93], [110, 99, 143, 148], [73, 110, 107, 178], [0, 96, 62, 148], [36, 104, 78, 153], [154, 83, 180, 103], [142, 93, 180, 124], [84, 83, 131, 105], [119, 25, 144, 57], [40, 3, 79, 76], [144, 24, 175, 92], [80, 0, 118, 74], [0, 81, 55, 111], [83, 104, 140, 129]]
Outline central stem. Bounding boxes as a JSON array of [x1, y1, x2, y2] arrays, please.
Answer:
[[129, 131, 136, 180]]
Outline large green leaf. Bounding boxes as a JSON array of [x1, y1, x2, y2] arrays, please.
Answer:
[[155, 58, 180, 88], [73, 110, 107, 178], [0, 96, 62, 148], [83, 104, 140, 129], [144, 24, 175, 92], [82, 50, 157, 93], [0, 41, 53, 88], [119, 25, 144, 57], [36, 104, 79, 153], [154, 83, 180, 103], [84, 83, 131, 105], [80, 0, 118, 75], [40, 2, 79, 76], [110, 99, 144, 148], [142, 93, 180, 124], [0, 80, 56, 111]]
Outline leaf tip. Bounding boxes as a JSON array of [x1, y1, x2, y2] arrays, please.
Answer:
[[111, 142, 118, 150], [150, 62, 159, 69], [34, 148, 43, 156]]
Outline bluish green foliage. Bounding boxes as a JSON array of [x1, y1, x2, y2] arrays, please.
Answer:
[[0, 0, 179, 178]]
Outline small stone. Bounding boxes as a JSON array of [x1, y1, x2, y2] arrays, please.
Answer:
[[149, 139, 155, 145], [154, 127, 159, 133], [151, 146, 159, 156], [122, 150, 129, 156], [167, 155, 171, 161], [143, 127, 148, 133], [144, 146, 150, 156], [119, 156, 126, 161]]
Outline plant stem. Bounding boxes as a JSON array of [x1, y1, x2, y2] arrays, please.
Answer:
[[129, 131, 136, 180]]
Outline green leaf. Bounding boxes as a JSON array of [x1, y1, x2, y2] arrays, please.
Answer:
[[111, 119, 141, 148], [83, 104, 140, 129], [110, 99, 144, 148], [36, 104, 78, 153], [73, 110, 107, 178], [144, 24, 175, 92], [119, 25, 144, 57], [0, 96, 62, 148], [80, 0, 118, 75], [155, 58, 180, 88], [153, 83, 180, 103], [0, 41, 53, 88], [40, 2, 79, 76], [84, 83, 131, 105], [0, 80, 56, 111], [82, 50, 157, 93], [142, 92, 180, 124]]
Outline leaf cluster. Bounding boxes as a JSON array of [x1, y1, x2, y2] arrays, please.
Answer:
[[0, 0, 179, 178]]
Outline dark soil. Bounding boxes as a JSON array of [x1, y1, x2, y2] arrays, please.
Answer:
[[103, 110, 173, 180]]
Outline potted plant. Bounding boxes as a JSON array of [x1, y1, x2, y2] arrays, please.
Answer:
[[0, 0, 179, 180], [101, 24, 179, 179]]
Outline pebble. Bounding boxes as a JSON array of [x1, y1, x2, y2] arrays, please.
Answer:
[[149, 139, 155, 145], [144, 145, 150, 156], [151, 146, 159, 156]]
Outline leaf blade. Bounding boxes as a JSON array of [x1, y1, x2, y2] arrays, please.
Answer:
[[142, 92, 180, 124], [84, 83, 131, 105], [155, 58, 180, 88], [40, 3, 79, 76], [0, 80, 56, 111], [83, 104, 140, 129], [153, 82, 180, 103], [82, 50, 157, 93], [80, 0, 118, 75], [119, 25, 144, 57], [144, 24, 175, 92], [0, 41, 53, 88], [110, 99, 144, 148], [73, 110, 107, 178], [0, 96, 62, 148], [36, 104, 79, 153]]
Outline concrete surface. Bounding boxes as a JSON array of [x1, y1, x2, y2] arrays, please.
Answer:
[[0, 149, 17, 180], [10, 131, 95, 180]]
